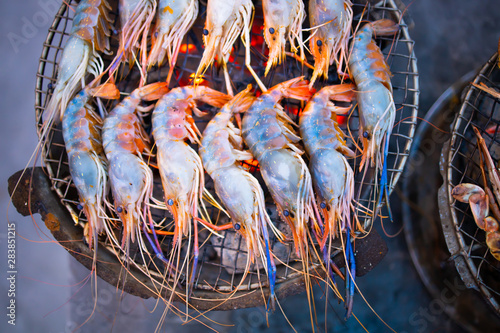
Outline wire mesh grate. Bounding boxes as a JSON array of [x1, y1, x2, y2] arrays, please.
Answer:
[[444, 53, 500, 314], [34, 0, 418, 304]]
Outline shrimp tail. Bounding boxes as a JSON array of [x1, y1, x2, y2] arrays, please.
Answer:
[[89, 83, 121, 99], [194, 86, 232, 108], [226, 85, 256, 114], [136, 82, 170, 101], [370, 19, 399, 36], [269, 76, 313, 101]]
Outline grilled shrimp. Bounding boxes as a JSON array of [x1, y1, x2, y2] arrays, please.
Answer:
[[152, 85, 231, 291], [196, 0, 267, 94], [242, 77, 319, 257], [348, 19, 399, 216], [262, 0, 306, 76], [110, 0, 157, 83], [300, 83, 357, 316], [300, 84, 356, 246], [63, 83, 120, 248], [200, 86, 283, 307], [148, 0, 199, 85], [43, 0, 113, 141], [308, 0, 353, 85], [102, 82, 169, 254]]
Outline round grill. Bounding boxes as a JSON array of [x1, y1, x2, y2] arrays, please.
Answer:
[[35, 0, 418, 309], [440, 53, 500, 314]]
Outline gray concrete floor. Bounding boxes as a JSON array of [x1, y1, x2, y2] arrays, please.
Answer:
[[1, 0, 500, 332]]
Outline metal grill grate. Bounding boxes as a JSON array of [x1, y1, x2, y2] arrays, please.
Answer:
[[442, 53, 500, 314], [34, 0, 418, 306]]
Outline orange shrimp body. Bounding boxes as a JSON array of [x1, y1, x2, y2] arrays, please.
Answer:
[[262, 0, 305, 76], [62, 83, 119, 248], [43, 0, 113, 140], [102, 82, 169, 252], [308, 0, 353, 85], [242, 77, 317, 257], [300, 84, 356, 248]]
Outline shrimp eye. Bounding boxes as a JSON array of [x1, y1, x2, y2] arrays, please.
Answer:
[[234, 223, 241, 231], [320, 202, 326, 209], [203, 29, 209, 36], [47, 83, 53, 90], [283, 209, 290, 217], [363, 131, 371, 139], [117, 206, 123, 213], [269, 27, 275, 34], [77, 203, 83, 210], [316, 39, 323, 47], [167, 199, 174, 206]]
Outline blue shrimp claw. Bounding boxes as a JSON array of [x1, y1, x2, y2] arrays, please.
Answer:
[[376, 135, 394, 222]]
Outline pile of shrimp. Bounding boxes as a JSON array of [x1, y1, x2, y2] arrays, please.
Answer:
[[34, 0, 403, 331]]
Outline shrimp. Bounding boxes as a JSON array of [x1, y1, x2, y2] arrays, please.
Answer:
[[199, 86, 284, 309], [151, 85, 231, 297], [262, 0, 306, 76], [453, 184, 500, 261], [348, 19, 399, 218], [148, 0, 199, 85], [62, 83, 120, 249], [110, 0, 157, 84], [300, 83, 357, 316], [308, 0, 353, 85], [196, 0, 267, 94], [102, 82, 169, 255], [43, 0, 113, 142], [241, 77, 322, 328]]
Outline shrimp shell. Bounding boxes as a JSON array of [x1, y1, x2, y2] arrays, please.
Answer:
[[262, 0, 306, 76], [348, 19, 399, 171], [200, 87, 283, 303], [102, 82, 169, 252], [62, 83, 119, 248], [241, 77, 318, 257], [300, 84, 356, 247], [308, 0, 353, 85], [148, 0, 199, 80], [196, 0, 254, 77], [43, 0, 113, 141]]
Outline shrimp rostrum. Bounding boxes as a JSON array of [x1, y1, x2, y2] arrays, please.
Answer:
[[43, 0, 113, 141], [102, 82, 169, 256], [348, 19, 399, 218], [200, 86, 284, 308], [152, 85, 231, 296], [63, 83, 120, 249]]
